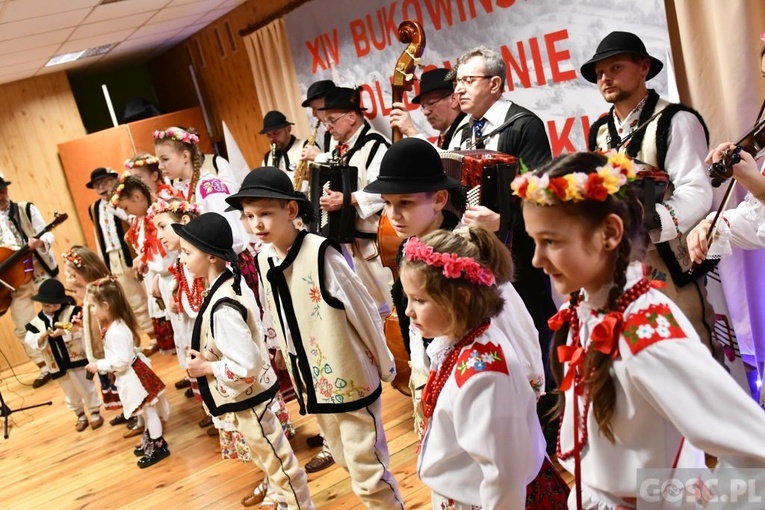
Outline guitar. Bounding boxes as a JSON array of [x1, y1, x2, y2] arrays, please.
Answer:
[[0, 212, 68, 316]]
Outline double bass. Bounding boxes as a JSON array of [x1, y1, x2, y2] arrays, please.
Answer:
[[379, 20, 425, 397], [0, 212, 68, 316]]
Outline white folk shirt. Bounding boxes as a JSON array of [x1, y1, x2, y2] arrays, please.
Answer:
[[614, 102, 712, 243], [98, 199, 128, 253], [418, 323, 545, 508], [0, 203, 54, 282], [558, 262, 765, 504], [459, 96, 512, 151], [95, 320, 149, 417]]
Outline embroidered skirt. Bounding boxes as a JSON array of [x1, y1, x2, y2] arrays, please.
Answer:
[[151, 316, 175, 353], [132, 358, 166, 414]]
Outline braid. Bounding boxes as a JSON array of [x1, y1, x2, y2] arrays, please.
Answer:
[[551, 289, 580, 419], [584, 233, 632, 443]]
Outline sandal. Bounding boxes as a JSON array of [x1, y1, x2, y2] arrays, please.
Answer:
[[259, 491, 287, 510], [240, 480, 268, 507]]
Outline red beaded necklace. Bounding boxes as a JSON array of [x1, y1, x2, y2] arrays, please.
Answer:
[[421, 321, 491, 421], [555, 277, 653, 461], [170, 259, 205, 313]]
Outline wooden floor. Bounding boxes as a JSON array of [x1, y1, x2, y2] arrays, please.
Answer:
[[0, 353, 432, 509]]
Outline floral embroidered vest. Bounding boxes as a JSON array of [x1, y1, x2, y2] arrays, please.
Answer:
[[256, 231, 382, 415], [25, 305, 87, 377], [192, 271, 278, 417]]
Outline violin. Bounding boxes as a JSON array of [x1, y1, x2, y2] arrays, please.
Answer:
[[0, 213, 68, 316], [708, 118, 765, 187], [391, 20, 425, 143]]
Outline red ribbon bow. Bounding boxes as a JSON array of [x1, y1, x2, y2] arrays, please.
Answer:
[[557, 344, 585, 393], [548, 308, 572, 332], [590, 311, 623, 358]]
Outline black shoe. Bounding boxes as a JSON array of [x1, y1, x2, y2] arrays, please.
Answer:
[[32, 372, 51, 389], [110, 414, 129, 426], [306, 433, 324, 448], [126, 416, 138, 429], [174, 378, 191, 390], [134, 430, 151, 457], [137, 437, 170, 468], [184, 388, 194, 399]]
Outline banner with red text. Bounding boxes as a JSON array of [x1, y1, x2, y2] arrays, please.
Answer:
[[283, 0, 674, 154]]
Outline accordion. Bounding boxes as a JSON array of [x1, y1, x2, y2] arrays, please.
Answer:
[[440, 149, 518, 239], [309, 161, 358, 243]]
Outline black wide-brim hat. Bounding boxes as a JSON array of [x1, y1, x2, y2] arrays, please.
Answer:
[[259, 110, 294, 134], [319, 87, 367, 111], [301, 79, 336, 107], [0, 176, 10, 189], [172, 212, 236, 261], [412, 68, 453, 104], [580, 31, 664, 83], [85, 167, 118, 189], [225, 167, 310, 211], [364, 138, 460, 194], [32, 278, 71, 305]]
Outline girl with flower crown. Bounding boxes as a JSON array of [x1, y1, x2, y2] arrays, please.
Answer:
[[516, 152, 765, 509], [111, 174, 180, 356], [153, 126, 250, 254], [400, 224, 568, 509]]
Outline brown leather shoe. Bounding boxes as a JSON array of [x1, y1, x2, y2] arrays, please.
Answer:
[[32, 372, 51, 389], [305, 450, 335, 473], [75, 417, 88, 432], [90, 414, 104, 430], [306, 433, 324, 448], [174, 378, 191, 389], [142, 344, 159, 357], [198, 415, 213, 428], [124, 424, 145, 438], [206, 426, 219, 437], [241, 480, 268, 507]]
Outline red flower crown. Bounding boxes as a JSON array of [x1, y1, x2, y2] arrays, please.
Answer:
[[402, 236, 495, 286]]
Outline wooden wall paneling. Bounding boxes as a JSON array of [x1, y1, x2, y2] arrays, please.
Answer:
[[0, 72, 87, 369], [127, 107, 213, 155], [149, 0, 298, 172]]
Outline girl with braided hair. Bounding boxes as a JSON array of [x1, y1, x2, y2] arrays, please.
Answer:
[[517, 152, 765, 509], [152, 126, 249, 255]]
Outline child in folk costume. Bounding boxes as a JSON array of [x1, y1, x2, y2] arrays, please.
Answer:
[[85, 277, 171, 469], [365, 138, 544, 440], [399, 226, 566, 510], [111, 173, 179, 354], [173, 213, 314, 509], [62, 247, 127, 424], [25, 278, 103, 432], [153, 126, 250, 254], [225, 168, 403, 510], [516, 152, 765, 509]]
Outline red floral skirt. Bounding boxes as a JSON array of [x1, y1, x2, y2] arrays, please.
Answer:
[[133, 358, 166, 412], [151, 317, 175, 353], [525, 457, 570, 509]]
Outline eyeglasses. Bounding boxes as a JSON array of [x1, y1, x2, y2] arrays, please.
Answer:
[[323, 112, 350, 126], [453, 75, 492, 87], [420, 94, 451, 111]]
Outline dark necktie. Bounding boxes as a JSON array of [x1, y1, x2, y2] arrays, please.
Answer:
[[473, 118, 486, 149]]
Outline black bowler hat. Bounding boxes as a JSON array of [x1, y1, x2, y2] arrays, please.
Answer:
[[32, 278, 73, 305], [226, 167, 309, 209], [172, 212, 237, 262], [0, 175, 10, 189], [412, 69, 454, 104], [85, 167, 118, 189], [301, 80, 336, 107], [259, 111, 294, 134], [364, 138, 460, 194], [319, 87, 367, 111], [580, 31, 664, 83]]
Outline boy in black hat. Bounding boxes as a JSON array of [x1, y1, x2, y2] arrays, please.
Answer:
[[365, 138, 543, 439], [583, 31, 720, 362], [260, 110, 318, 184], [0, 172, 59, 388], [25, 279, 103, 431], [173, 212, 313, 509], [225, 168, 403, 509], [389, 68, 468, 149], [86, 167, 154, 359]]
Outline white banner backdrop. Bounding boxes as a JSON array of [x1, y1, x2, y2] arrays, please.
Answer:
[[284, 0, 673, 153]]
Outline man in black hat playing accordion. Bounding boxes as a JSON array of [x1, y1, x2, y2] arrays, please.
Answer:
[[583, 31, 721, 362]]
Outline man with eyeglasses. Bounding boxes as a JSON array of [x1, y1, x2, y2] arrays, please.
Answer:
[[453, 45, 559, 457], [317, 86, 394, 315], [388, 68, 467, 150]]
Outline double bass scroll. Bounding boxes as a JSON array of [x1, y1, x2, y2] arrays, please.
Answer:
[[391, 20, 426, 143]]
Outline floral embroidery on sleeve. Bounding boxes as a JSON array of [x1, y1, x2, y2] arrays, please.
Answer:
[[454, 342, 509, 388], [199, 178, 229, 199], [623, 303, 687, 354]]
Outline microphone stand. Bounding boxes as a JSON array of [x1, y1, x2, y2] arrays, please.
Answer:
[[0, 389, 52, 439]]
